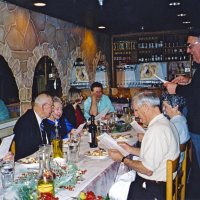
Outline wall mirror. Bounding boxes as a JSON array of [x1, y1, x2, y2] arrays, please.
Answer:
[[32, 56, 62, 100], [0, 55, 19, 120]]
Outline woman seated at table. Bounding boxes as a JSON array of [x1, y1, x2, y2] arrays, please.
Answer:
[[63, 87, 85, 128], [43, 96, 75, 142], [161, 93, 190, 164]]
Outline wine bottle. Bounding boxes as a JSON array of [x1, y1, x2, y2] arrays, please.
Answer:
[[37, 146, 54, 198], [88, 115, 98, 148], [52, 120, 63, 158]]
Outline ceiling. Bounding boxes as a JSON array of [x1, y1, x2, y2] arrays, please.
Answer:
[[4, 0, 200, 35]]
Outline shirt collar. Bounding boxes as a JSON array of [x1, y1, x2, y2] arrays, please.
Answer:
[[148, 113, 165, 127], [34, 111, 43, 126]]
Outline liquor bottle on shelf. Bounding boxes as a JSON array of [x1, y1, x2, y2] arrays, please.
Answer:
[[88, 115, 98, 148], [52, 120, 63, 158]]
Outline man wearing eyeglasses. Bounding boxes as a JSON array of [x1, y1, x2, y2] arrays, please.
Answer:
[[165, 28, 200, 170], [13, 92, 53, 161]]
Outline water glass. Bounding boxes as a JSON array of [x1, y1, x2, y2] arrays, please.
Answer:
[[68, 141, 80, 163], [0, 161, 14, 189]]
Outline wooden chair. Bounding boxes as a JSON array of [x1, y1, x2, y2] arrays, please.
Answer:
[[10, 140, 15, 155], [166, 155, 180, 200], [177, 143, 188, 200]]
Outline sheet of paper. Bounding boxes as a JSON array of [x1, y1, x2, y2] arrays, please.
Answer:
[[98, 133, 129, 156], [74, 122, 86, 134], [0, 134, 14, 159], [95, 107, 110, 121], [153, 74, 168, 83], [130, 121, 146, 134]]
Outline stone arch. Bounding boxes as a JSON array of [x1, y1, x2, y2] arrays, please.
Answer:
[[0, 43, 21, 93], [29, 43, 64, 94]]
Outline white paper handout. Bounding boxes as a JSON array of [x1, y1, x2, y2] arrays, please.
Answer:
[[98, 133, 129, 156], [130, 121, 146, 134], [0, 134, 14, 159], [153, 74, 168, 83], [74, 122, 86, 134], [95, 107, 110, 121]]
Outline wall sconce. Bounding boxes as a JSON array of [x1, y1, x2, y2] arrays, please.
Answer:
[[95, 61, 108, 88]]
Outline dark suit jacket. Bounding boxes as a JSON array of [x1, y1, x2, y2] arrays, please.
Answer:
[[13, 109, 43, 161], [63, 104, 85, 128]]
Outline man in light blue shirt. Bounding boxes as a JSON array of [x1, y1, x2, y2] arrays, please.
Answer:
[[84, 82, 115, 120]]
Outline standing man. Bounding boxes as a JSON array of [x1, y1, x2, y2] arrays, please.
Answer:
[[165, 28, 200, 169], [84, 82, 115, 120], [13, 93, 53, 161], [108, 91, 180, 200]]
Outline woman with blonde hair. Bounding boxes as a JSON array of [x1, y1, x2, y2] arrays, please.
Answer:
[[63, 87, 85, 128]]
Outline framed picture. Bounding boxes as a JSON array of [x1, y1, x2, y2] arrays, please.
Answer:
[[75, 66, 89, 82], [139, 62, 167, 81]]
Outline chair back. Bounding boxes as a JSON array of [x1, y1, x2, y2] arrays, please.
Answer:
[[10, 140, 15, 155], [166, 155, 180, 200], [178, 142, 188, 200]]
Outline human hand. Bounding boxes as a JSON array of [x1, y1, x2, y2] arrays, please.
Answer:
[[3, 152, 14, 161], [70, 128, 76, 134], [108, 149, 123, 162], [171, 75, 191, 85], [163, 82, 177, 94], [91, 91, 98, 101], [137, 133, 144, 142], [117, 141, 133, 153]]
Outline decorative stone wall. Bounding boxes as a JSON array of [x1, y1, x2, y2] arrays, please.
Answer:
[[0, 1, 111, 114]]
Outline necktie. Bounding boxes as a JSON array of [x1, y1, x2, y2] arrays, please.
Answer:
[[40, 121, 47, 144]]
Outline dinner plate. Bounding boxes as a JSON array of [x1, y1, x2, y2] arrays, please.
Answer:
[[112, 134, 132, 142], [17, 157, 38, 164], [84, 150, 109, 160], [84, 154, 109, 160]]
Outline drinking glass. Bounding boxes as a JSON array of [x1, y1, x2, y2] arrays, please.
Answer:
[[0, 161, 14, 189], [68, 141, 80, 163]]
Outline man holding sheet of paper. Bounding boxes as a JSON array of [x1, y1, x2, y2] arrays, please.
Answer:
[[84, 82, 115, 120], [108, 91, 180, 200]]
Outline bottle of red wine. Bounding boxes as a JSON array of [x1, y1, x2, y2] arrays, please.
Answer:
[[88, 115, 98, 148]]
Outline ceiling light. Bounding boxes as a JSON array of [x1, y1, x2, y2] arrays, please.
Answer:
[[98, 25, 106, 29], [177, 13, 186, 17], [34, 0, 46, 7], [98, 0, 104, 6], [169, 2, 181, 6], [183, 21, 191, 24]]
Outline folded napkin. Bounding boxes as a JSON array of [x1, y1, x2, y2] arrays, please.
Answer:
[[109, 171, 136, 200], [109, 156, 139, 200]]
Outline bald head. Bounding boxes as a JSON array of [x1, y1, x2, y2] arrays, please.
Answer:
[[34, 93, 53, 119], [34, 93, 52, 106]]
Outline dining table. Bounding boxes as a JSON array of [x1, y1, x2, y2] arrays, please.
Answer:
[[0, 129, 138, 200]]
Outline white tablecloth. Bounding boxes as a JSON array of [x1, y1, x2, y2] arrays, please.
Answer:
[[0, 130, 138, 200]]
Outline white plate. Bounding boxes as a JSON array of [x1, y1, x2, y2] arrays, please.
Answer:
[[17, 157, 38, 164], [84, 150, 109, 160], [84, 154, 109, 160]]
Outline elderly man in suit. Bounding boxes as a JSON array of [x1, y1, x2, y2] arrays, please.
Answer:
[[13, 93, 53, 161]]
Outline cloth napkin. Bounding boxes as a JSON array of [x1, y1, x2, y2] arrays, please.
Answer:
[[109, 156, 139, 200]]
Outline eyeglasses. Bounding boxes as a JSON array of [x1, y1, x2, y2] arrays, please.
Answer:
[[187, 41, 199, 49]]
